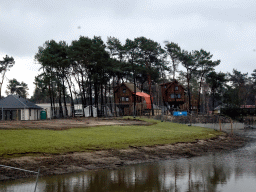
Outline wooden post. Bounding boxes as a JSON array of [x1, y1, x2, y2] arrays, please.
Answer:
[[231, 119, 233, 134], [219, 118, 222, 131]]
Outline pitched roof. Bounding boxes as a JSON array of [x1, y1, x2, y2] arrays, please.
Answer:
[[135, 92, 151, 109], [160, 80, 185, 90], [0, 95, 43, 109], [123, 82, 141, 93]]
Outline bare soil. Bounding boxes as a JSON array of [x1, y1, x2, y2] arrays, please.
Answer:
[[0, 117, 150, 130], [0, 133, 247, 181]]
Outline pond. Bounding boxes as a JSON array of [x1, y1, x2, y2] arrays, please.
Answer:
[[1, 129, 256, 192]]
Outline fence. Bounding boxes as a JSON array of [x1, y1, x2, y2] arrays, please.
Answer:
[[85, 103, 165, 117], [0, 165, 40, 192]]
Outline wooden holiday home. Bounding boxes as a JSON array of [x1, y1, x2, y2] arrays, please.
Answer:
[[114, 82, 151, 115], [160, 80, 186, 108]]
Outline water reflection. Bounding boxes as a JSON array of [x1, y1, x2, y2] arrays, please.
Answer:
[[1, 131, 256, 192]]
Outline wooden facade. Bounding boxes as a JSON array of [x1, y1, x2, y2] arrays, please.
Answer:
[[114, 82, 150, 115], [160, 80, 186, 108], [114, 83, 140, 104], [179, 95, 198, 111], [160, 80, 198, 111]]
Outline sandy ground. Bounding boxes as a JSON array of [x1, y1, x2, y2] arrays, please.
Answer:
[[0, 133, 247, 181], [0, 117, 150, 129]]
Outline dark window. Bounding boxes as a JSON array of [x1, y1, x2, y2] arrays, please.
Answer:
[[171, 94, 175, 98], [123, 89, 126, 93], [177, 94, 181, 98], [164, 85, 167, 88], [175, 86, 178, 90], [29, 109, 31, 116]]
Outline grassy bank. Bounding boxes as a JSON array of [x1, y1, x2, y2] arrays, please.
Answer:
[[0, 118, 223, 157]]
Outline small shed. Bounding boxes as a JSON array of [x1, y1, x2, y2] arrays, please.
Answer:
[[84, 106, 97, 117], [0, 95, 43, 120]]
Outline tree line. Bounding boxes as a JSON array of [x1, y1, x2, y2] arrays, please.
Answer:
[[30, 36, 256, 117]]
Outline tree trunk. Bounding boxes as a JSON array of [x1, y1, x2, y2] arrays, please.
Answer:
[[66, 76, 75, 117], [187, 71, 192, 113], [197, 76, 203, 114], [117, 75, 121, 116], [0, 69, 7, 99], [75, 73, 85, 116], [132, 59, 136, 117], [48, 83, 53, 119], [62, 77, 68, 117], [212, 89, 215, 111], [81, 75, 87, 110], [89, 74, 93, 117], [133, 77, 136, 117], [100, 81, 104, 117], [50, 80, 56, 118], [146, 61, 154, 116], [57, 82, 63, 118], [148, 75, 154, 116], [109, 80, 112, 113], [112, 77, 116, 115], [104, 82, 107, 115], [94, 81, 99, 117]]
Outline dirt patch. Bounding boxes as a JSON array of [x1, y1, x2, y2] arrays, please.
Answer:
[[0, 133, 247, 181], [0, 117, 151, 130]]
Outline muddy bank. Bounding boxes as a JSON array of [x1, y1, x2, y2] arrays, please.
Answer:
[[0, 134, 247, 181], [0, 118, 151, 130]]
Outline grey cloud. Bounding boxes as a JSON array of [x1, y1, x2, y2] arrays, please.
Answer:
[[0, 0, 255, 75], [136, 1, 256, 22]]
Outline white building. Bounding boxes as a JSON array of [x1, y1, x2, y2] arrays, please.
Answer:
[[36, 103, 72, 119], [74, 104, 97, 117], [0, 95, 43, 120]]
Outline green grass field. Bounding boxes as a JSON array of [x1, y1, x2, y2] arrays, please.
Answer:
[[0, 118, 223, 157]]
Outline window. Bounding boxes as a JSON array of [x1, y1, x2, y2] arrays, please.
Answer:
[[175, 86, 178, 90], [164, 85, 167, 88], [122, 89, 126, 93], [121, 97, 126, 101], [126, 97, 129, 102], [171, 94, 181, 99]]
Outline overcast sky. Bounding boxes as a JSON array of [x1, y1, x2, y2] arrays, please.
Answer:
[[1, 0, 256, 98]]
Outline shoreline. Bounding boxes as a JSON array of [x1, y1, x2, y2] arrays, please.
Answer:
[[0, 133, 247, 181]]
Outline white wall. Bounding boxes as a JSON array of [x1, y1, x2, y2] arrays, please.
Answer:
[[84, 106, 97, 117], [37, 103, 72, 119], [21, 109, 28, 120], [20, 109, 41, 120], [74, 104, 83, 110]]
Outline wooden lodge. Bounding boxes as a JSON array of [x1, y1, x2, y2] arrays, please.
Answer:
[[114, 82, 151, 115], [160, 80, 186, 108], [160, 80, 198, 112]]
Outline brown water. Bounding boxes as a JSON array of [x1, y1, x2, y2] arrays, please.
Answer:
[[1, 130, 256, 192]]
